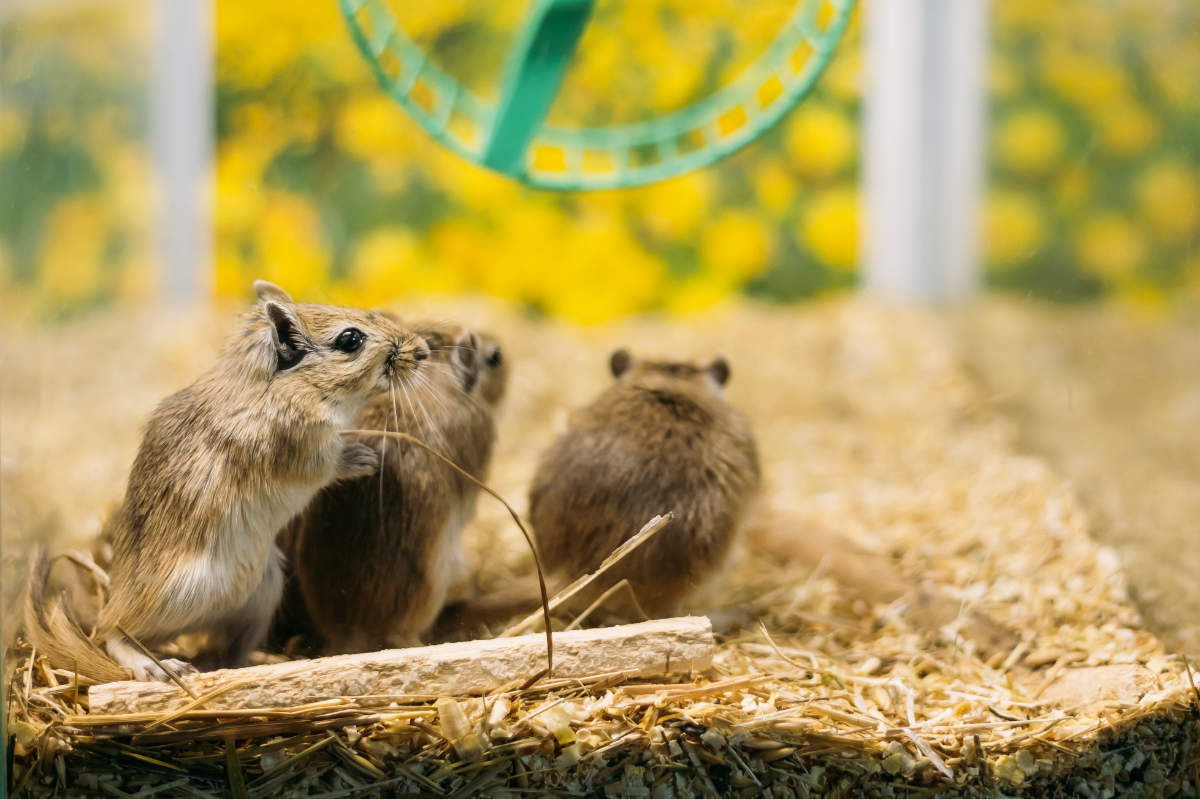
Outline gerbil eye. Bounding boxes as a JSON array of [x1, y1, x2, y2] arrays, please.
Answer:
[[333, 328, 365, 353], [486, 346, 502, 368]]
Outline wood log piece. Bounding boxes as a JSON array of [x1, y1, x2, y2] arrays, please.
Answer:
[[88, 616, 714, 715]]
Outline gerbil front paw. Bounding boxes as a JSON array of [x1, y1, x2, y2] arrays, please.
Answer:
[[336, 442, 379, 479], [132, 657, 197, 682]]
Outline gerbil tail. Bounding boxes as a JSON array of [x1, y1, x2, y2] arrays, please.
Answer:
[[23, 548, 131, 684], [743, 511, 1018, 658]]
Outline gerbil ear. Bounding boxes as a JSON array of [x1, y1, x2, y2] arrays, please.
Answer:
[[264, 301, 307, 371], [453, 329, 482, 393], [706, 357, 730, 387], [253, 280, 293, 304], [609, 348, 633, 378]]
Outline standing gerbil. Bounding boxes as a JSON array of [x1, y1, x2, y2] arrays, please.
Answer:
[[25, 281, 430, 681], [528, 349, 760, 615], [280, 324, 507, 653]]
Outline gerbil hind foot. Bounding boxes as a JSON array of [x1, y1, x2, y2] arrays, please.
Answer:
[[335, 441, 379, 480], [104, 634, 197, 682]]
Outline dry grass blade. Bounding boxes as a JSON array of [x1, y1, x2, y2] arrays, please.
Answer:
[[563, 578, 650, 631], [225, 739, 249, 799], [341, 427, 555, 677], [501, 513, 674, 637], [114, 625, 199, 700], [139, 677, 260, 734]]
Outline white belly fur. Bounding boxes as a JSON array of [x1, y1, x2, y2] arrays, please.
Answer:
[[158, 477, 326, 633]]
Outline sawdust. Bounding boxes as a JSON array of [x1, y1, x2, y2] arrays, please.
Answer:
[[4, 296, 1198, 796]]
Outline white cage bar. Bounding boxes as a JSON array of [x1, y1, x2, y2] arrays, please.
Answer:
[[863, 0, 989, 303]]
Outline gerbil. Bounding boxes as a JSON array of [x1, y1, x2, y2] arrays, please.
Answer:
[[528, 349, 760, 615], [25, 281, 430, 681], [279, 324, 507, 653]]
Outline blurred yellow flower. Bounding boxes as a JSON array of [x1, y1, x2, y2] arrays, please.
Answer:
[[38, 195, 108, 304], [752, 159, 796, 216], [784, 104, 855, 181], [428, 218, 491, 288], [799, 187, 859, 270], [351, 226, 465, 299], [1075, 213, 1146, 281], [254, 194, 331, 299], [336, 96, 417, 162], [443, 158, 524, 216], [1136, 161, 1200, 241], [104, 143, 154, 227], [215, 242, 252, 299], [1093, 102, 1159, 157], [217, 0, 346, 85], [653, 60, 704, 110], [483, 203, 569, 302], [984, 191, 1045, 268], [571, 34, 622, 101], [995, 107, 1065, 177], [1115, 281, 1167, 318], [666, 271, 740, 315], [395, 0, 473, 38], [700, 209, 774, 280], [215, 136, 274, 237], [1053, 166, 1091, 217], [538, 211, 666, 324], [824, 49, 862, 103], [639, 172, 715, 241], [229, 103, 284, 144], [1041, 48, 1128, 113]]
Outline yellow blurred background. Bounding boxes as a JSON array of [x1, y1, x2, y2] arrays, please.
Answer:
[[1, 0, 1197, 320]]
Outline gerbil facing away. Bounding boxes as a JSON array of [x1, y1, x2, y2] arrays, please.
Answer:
[[25, 281, 429, 681], [280, 325, 507, 654], [529, 350, 760, 615]]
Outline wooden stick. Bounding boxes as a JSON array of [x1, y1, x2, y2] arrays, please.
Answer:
[[88, 617, 714, 715]]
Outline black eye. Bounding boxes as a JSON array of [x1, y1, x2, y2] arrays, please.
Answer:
[[486, 346, 502, 368], [333, 328, 365, 353]]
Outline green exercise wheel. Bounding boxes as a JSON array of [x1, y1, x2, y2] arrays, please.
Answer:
[[338, 0, 856, 190]]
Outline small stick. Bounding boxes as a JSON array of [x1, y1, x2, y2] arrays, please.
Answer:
[[564, 579, 650, 631], [341, 428, 555, 677], [1182, 654, 1200, 708], [115, 625, 199, 700], [501, 513, 674, 637]]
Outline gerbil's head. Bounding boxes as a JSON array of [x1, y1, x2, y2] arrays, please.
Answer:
[[245, 280, 429, 400], [421, 325, 508, 408], [608, 348, 730, 392]]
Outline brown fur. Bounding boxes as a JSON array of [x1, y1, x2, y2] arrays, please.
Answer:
[[279, 325, 507, 654], [528, 350, 760, 614], [24, 281, 429, 681]]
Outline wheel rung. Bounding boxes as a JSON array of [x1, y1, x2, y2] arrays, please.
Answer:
[[367, 12, 397, 58], [432, 82, 458, 134], [394, 53, 425, 96]]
